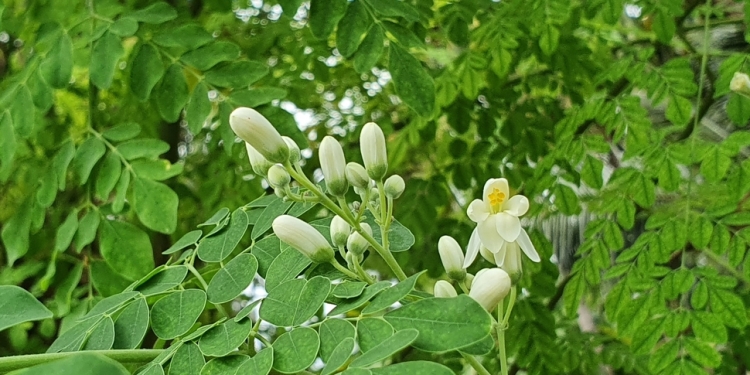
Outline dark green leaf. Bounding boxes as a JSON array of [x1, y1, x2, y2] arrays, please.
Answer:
[[351, 329, 418, 368], [103, 123, 141, 142], [332, 281, 367, 298], [205, 61, 269, 88], [309, 0, 348, 39], [264, 248, 311, 290], [319, 318, 356, 362], [235, 347, 273, 375], [154, 64, 189, 122], [117, 139, 170, 160], [163, 230, 202, 255], [90, 31, 124, 89], [135, 266, 189, 296], [197, 208, 248, 262], [150, 289, 207, 340], [130, 44, 165, 101], [272, 327, 319, 374], [71, 137, 106, 185], [12, 353, 130, 375], [95, 152, 122, 200], [199, 355, 248, 375], [336, 1, 370, 57], [370, 361, 454, 375], [580, 155, 603, 189], [180, 42, 241, 71], [153, 24, 213, 49], [198, 318, 253, 357], [388, 44, 435, 117], [353, 27, 385, 74], [90, 260, 132, 296], [128, 2, 177, 24], [356, 318, 394, 353], [253, 235, 283, 277], [260, 276, 330, 326], [0, 285, 53, 332], [168, 342, 205, 375], [74, 210, 100, 252], [207, 253, 258, 304], [132, 159, 183, 181], [251, 198, 293, 239], [367, 0, 419, 22], [40, 32, 73, 88], [54, 209, 79, 253], [186, 83, 211, 134], [362, 271, 423, 314], [329, 281, 391, 316], [82, 316, 115, 350], [113, 168, 130, 213], [100, 220, 155, 281], [113, 298, 149, 349], [228, 87, 288, 108], [133, 177, 179, 234]]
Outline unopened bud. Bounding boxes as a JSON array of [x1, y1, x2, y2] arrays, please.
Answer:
[[347, 223, 372, 256], [469, 268, 511, 312], [730, 72, 750, 94], [230, 107, 289, 163], [282, 136, 301, 164], [330, 215, 350, 249], [438, 236, 466, 281], [434, 280, 457, 298], [369, 187, 379, 202], [272, 215, 334, 263], [319, 136, 348, 196], [465, 273, 475, 288], [500, 242, 523, 283], [245, 143, 274, 177], [360, 122, 388, 180], [346, 162, 371, 189], [384, 175, 405, 199], [267, 164, 291, 189]]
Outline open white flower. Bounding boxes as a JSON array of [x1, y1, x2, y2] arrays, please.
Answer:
[[463, 178, 540, 268]]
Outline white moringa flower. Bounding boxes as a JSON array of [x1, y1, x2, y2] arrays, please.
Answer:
[[384, 175, 405, 199], [730, 72, 750, 94], [245, 143, 274, 177], [438, 236, 466, 281], [267, 164, 290, 189], [319, 136, 349, 196], [480, 241, 524, 282], [282, 136, 301, 164], [434, 280, 458, 298], [272, 215, 334, 263], [463, 178, 539, 268], [330, 215, 350, 249], [469, 268, 511, 312], [360, 122, 388, 180], [346, 162, 371, 189], [347, 223, 372, 256], [230, 107, 289, 163]]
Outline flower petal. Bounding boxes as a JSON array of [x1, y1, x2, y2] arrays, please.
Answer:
[[467, 199, 490, 223], [517, 228, 540, 262], [479, 245, 494, 264], [463, 228, 481, 268], [482, 178, 509, 206], [504, 195, 529, 217], [494, 212, 521, 242], [493, 242, 507, 267], [478, 215, 505, 252]]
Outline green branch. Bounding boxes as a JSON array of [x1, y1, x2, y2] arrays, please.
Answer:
[[0, 350, 163, 373]]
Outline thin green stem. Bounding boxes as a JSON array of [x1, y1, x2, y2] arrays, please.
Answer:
[[0, 350, 163, 373], [460, 352, 492, 375], [457, 280, 469, 294], [187, 265, 229, 317], [250, 331, 272, 347], [353, 259, 376, 284], [497, 301, 508, 375], [331, 260, 362, 280], [501, 286, 517, 327]]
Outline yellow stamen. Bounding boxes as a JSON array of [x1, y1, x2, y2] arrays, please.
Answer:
[[488, 188, 505, 212]]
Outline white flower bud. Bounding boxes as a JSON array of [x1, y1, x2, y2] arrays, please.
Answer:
[[434, 280, 457, 298], [319, 136, 349, 196], [469, 268, 511, 312], [245, 143, 274, 177], [274, 187, 286, 198], [330, 215, 350, 249], [360, 122, 388, 180], [267, 164, 291, 189], [438, 236, 466, 281], [282, 136, 301, 164], [272, 215, 334, 263], [347, 223, 372, 256], [346, 162, 371, 189], [384, 175, 405, 199], [230, 107, 289, 163], [730, 72, 750, 94], [500, 242, 523, 283], [465, 273, 475, 288], [369, 187, 379, 202]]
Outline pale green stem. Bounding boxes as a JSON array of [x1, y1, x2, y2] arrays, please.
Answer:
[[460, 352, 492, 375], [331, 260, 362, 280], [497, 300, 508, 375], [376, 182, 391, 253], [0, 350, 163, 373], [353, 259, 376, 284], [187, 264, 228, 317], [502, 286, 517, 327], [457, 280, 469, 294]]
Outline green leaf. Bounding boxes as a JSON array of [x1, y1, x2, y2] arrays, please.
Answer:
[[90, 260, 131, 296], [198, 318, 253, 357], [135, 266, 189, 296], [197, 208, 248, 262], [336, 1, 370, 57], [361, 214, 415, 252], [54, 263, 83, 316], [458, 334, 494, 356], [691, 280, 708, 309], [90, 31, 124, 89], [309, 0, 347, 39], [47, 316, 99, 352], [665, 94, 692, 126], [28, 69, 53, 111], [580, 155, 603, 189], [8, 86, 34, 138], [100, 220, 155, 281], [252, 198, 293, 239], [110, 17, 139, 36], [389, 44, 435, 117], [163, 230, 202, 255], [362, 271, 423, 314], [691, 311, 727, 343], [204, 61, 269, 88], [82, 316, 115, 350], [370, 361, 454, 375], [727, 94, 750, 126], [616, 200, 636, 230], [128, 2, 177, 24], [689, 216, 713, 250], [132, 159, 183, 181], [357, 318, 394, 353], [199, 355, 248, 375], [631, 317, 664, 354], [659, 159, 681, 191], [228, 87, 288, 108], [648, 339, 679, 373], [138, 363, 165, 375], [353, 27, 385, 74], [710, 224, 731, 254], [180, 42, 241, 71], [264, 248, 311, 290], [729, 236, 746, 266], [153, 24, 213, 49], [722, 212, 750, 226], [652, 9, 676, 44], [554, 183, 580, 215], [185, 83, 211, 134], [71, 137, 106, 185], [253, 235, 283, 277], [630, 173, 656, 208], [117, 139, 170, 160], [103, 122, 141, 142], [113, 168, 131, 213], [539, 24, 560, 55], [700, 146, 732, 182], [154, 64, 190, 122], [168, 342, 205, 375], [709, 288, 747, 328], [683, 337, 721, 368], [150, 289, 207, 340], [322, 337, 355, 375], [366, 0, 419, 22], [130, 43, 165, 101], [200, 208, 230, 227], [329, 281, 391, 316], [52, 141, 75, 190], [272, 327, 319, 374], [384, 295, 493, 352], [133, 177, 179, 234], [12, 353, 130, 375], [235, 347, 273, 375], [0, 285, 53, 332], [0, 113, 16, 177], [260, 276, 330, 326], [351, 329, 418, 368], [235, 300, 262, 322], [113, 298, 149, 349], [95, 152, 122, 200], [255, 106, 309, 149], [207, 253, 258, 304], [332, 281, 367, 298], [54, 209, 79, 253], [319, 318, 356, 362], [74, 210, 100, 252], [40, 32, 73, 88]]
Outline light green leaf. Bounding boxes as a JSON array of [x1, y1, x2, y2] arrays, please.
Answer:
[[11, 353, 130, 375], [691, 311, 727, 343], [186, 83, 211, 134], [130, 43, 165, 101], [198, 318, 253, 357], [103, 122, 141, 142], [110, 17, 139, 36], [54, 209, 79, 253], [683, 337, 721, 368], [154, 64, 190, 122], [113, 298, 149, 349], [90, 260, 131, 297], [117, 139, 170, 160], [361, 213, 415, 252], [52, 141, 76, 190], [272, 327, 319, 374], [95, 152, 122, 200], [235, 347, 273, 375], [727, 94, 750, 126], [709, 288, 747, 328], [207, 253, 258, 304], [0, 113, 16, 177], [539, 24, 559, 55], [366, 0, 419, 22], [28, 69, 53, 111], [153, 24, 213, 49], [180, 42, 241, 71], [47, 316, 99, 352], [100, 220, 155, 281], [113, 167, 130, 213], [665, 94, 692, 126], [329, 281, 391, 316], [54, 263, 83, 316], [260, 276, 330, 326], [199, 208, 230, 227], [90, 31, 124, 90], [253, 235, 283, 278], [357, 318, 394, 353], [351, 329, 418, 368], [135, 266, 189, 296], [688, 216, 713, 250], [197, 208, 248, 262], [659, 159, 681, 191], [251, 198, 293, 239], [384, 295, 492, 352], [580, 155, 603, 189], [389, 44, 435, 117], [554, 184, 580, 215], [648, 339, 679, 373], [9, 86, 34, 138], [40, 32, 73, 88], [138, 363, 165, 375], [150, 289, 207, 340], [228, 87, 288, 108], [319, 318, 356, 362], [128, 2, 177, 24], [652, 9, 676, 44], [133, 177, 179, 234], [370, 361, 454, 375], [204, 61, 269, 88], [363, 271, 423, 314], [74, 210, 100, 252], [199, 355, 248, 375], [0, 285, 53, 332], [168, 342, 205, 375], [336, 1, 370, 57], [309, 0, 348, 39], [631, 317, 664, 354], [82, 316, 115, 350], [163, 231, 202, 255], [71, 137, 106, 185], [353, 26, 385, 74], [322, 338, 355, 375], [132, 159, 183, 181], [264, 248, 311, 290], [332, 281, 367, 298], [701, 146, 731, 182]]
